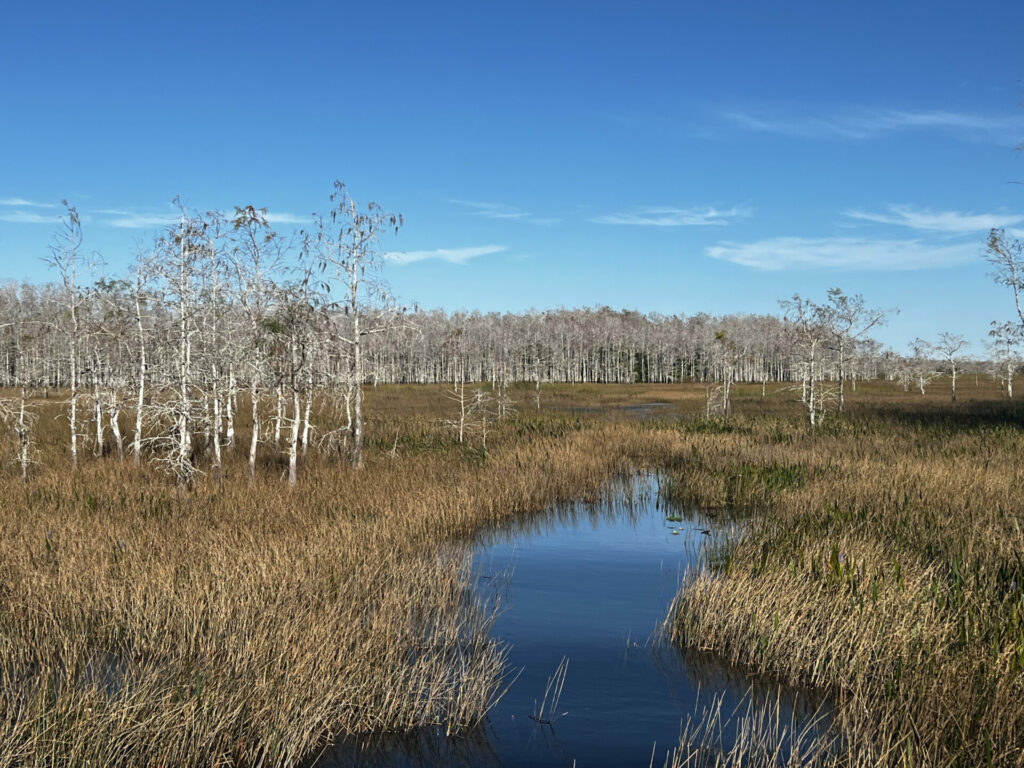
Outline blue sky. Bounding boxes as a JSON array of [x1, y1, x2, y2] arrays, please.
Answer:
[[2, 0, 1023, 352]]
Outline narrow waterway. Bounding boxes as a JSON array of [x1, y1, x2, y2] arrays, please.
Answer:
[[319, 474, 821, 767]]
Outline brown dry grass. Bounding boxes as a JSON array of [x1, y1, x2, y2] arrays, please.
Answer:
[[0, 378, 1020, 766], [665, 379, 1024, 767], [0, 385, 663, 766]]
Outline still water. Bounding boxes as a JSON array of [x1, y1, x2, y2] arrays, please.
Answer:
[[320, 475, 817, 767]]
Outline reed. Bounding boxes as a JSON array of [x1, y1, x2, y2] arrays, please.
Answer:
[[530, 656, 570, 726]]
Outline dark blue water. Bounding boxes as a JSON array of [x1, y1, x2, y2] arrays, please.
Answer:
[[470, 474, 730, 767], [317, 475, 820, 767]]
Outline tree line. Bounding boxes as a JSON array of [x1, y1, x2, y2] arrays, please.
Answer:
[[0, 184, 1021, 484]]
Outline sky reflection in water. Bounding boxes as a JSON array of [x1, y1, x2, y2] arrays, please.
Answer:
[[319, 475, 819, 767]]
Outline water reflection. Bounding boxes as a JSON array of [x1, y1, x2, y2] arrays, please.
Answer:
[[475, 474, 671, 546], [315, 474, 824, 768]]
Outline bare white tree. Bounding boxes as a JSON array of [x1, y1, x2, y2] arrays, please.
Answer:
[[130, 250, 155, 466], [0, 393, 36, 483], [705, 330, 737, 417], [986, 229, 1024, 327], [907, 339, 938, 396], [987, 321, 1022, 398], [780, 293, 833, 427], [443, 327, 469, 443], [147, 201, 209, 485], [930, 333, 968, 402], [467, 387, 497, 456], [0, 307, 41, 482], [307, 181, 402, 469], [822, 288, 892, 413], [45, 202, 90, 470], [985, 229, 1024, 404], [229, 205, 284, 478], [265, 273, 321, 487]]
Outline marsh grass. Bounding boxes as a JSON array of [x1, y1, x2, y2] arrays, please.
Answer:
[[0, 379, 1021, 765], [666, 381, 1024, 766], [0, 386, 662, 766], [658, 688, 838, 768]]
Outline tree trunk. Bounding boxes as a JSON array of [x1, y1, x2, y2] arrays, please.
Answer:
[[837, 344, 846, 413], [17, 387, 29, 483], [248, 385, 260, 478], [288, 380, 300, 486], [211, 375, 222, 485], [176, 234, 193, 481], [301, 377, 313, 458], [69, 336, 78, 469], [92, 399, 102, 453], [807, 345, 817, 428], [225, 367, 235, 449], [351, 264, 365, 469], [274, 384, 283, 449], [109, 399, 123, 461], [133, 294, 146, 467]]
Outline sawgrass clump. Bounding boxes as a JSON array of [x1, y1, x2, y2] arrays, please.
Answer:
[[667, 382, 1024, 766], [0, 385, 660, 766]]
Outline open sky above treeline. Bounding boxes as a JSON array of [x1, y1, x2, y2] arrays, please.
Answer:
[[1, 0, 1022, 352]]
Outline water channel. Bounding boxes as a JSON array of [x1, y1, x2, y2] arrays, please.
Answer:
[[319, 474, 821, 767]]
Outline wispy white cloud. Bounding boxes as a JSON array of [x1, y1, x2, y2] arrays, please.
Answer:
[[0, 198, 310, 230], [0, 197, 56, 208], [105, 212, 181, 229], [719, 108, 1024, 143], [722, 111, 870, 140], [264, 211, 309, 225], [0, 210, 61, 224], [452, 200, 529, 220], [450, 199, 560, 226], [593, 206, 751, 227], [707, 236, 977, 271], [99, 208, 308, 229], [845, 205, 1022, 233], [383, 245, 506, 265]]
